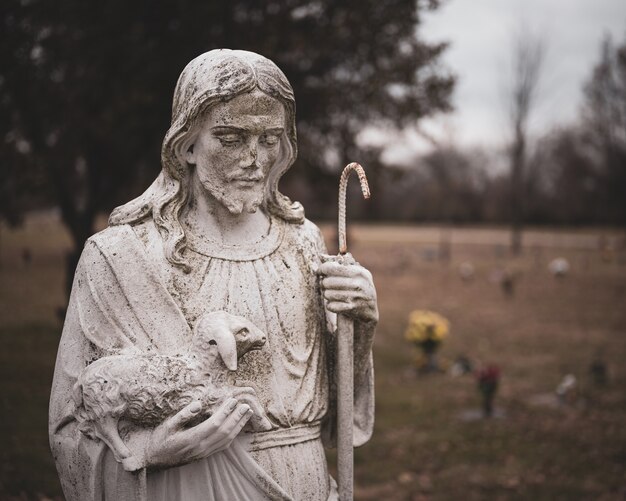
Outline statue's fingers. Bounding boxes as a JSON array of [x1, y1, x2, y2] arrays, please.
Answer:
[[321, 276, 361, 290], [233, 392, 267, 418], [323, 289, 366, 302], [325, 301, 357, 314], [201, 403, 251, 450], [318, 261, 360, 278], [319, 252, 356, 264], [207, 397, 239, 426], [191, 400, 245, 440], [212, 406, 254, 451], [167, 400, 204, 431], [318, 253, 335, 264]]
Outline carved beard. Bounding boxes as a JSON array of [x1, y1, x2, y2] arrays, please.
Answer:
[[199, 175, 265, 215]]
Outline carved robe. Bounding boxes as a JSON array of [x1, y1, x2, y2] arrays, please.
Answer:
[[49, 216, 374, 500]]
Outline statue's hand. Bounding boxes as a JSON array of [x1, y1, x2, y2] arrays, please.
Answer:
[[318, 253, 379, 325], [127, 398, 252, 471]]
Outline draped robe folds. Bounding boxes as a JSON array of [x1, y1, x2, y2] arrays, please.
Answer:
[[49, 216, 375, 501]]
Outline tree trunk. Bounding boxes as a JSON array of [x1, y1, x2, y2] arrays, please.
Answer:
[[510, 127, 525, 255], [63, 210, 97, 302]]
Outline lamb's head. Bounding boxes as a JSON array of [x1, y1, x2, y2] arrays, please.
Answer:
[[192, 311, 267, 371]]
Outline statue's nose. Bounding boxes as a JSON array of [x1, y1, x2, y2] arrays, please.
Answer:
[[240, 139, 258, 168]]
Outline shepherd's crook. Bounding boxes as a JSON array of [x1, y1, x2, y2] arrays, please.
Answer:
[[336, 162, 370, 501]]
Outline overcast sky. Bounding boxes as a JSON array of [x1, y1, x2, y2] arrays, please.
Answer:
[[375, 0, 626, 163]]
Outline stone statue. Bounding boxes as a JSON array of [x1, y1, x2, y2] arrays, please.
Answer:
[[49, 49, 378, 501]]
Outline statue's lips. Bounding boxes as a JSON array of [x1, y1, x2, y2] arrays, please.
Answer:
[[231, 177, 263, 187]]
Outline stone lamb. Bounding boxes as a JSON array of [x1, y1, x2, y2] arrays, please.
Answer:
[[72, 310, 272, 470]]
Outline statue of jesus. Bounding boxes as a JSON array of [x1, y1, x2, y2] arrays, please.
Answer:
[[49, 49, 377, 501]]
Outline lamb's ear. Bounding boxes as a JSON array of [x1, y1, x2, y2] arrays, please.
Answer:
[[212, 327, 238, 371]]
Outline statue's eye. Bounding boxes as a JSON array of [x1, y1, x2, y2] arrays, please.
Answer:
[[260, 133, 280, 146], [217, 134, 241, 146], [237, 327, 249, 336]]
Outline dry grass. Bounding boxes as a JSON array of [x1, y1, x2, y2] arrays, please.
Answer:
[[1, 213, 625, 499], [336, 224, 626, 500]]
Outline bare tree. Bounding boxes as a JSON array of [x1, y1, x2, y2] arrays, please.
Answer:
[[505, 28, 545, 254], [582, 35, 626, 223]]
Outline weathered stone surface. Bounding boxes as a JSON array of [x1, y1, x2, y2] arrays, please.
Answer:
[[49, 49, 378, 501]]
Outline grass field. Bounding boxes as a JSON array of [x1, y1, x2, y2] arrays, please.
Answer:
[[1, 213, 625, 500]]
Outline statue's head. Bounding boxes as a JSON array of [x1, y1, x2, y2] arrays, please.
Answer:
[[163, 49, 301, 216], [110, 50, 304, 270]]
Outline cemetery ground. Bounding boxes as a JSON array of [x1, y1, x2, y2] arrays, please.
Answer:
[[1, 213, 624, 500]]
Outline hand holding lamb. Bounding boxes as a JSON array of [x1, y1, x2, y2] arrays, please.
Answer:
[[72, 310, 272, 471]]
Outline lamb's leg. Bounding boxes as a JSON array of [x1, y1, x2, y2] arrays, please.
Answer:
[[229, 387, 273, 431], [93, 414, 133, 463]]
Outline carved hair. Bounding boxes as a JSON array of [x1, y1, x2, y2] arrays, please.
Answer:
[[109, 49, 304, 271]]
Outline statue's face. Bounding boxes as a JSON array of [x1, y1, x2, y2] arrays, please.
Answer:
[[186, 89, 286, 215]]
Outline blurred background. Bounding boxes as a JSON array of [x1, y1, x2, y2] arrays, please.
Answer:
[[1, 0, 625, 499]]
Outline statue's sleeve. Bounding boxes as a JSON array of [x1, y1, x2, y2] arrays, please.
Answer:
[[48, 237, 150, 501], [306, 221, 375, 448]]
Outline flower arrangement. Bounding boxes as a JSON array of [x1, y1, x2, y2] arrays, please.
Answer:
[[404, 310, 450, 372], [475, 365, 501, 417]]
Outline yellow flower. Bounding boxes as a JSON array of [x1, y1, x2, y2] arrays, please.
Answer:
[[404, 310, 450, 343]]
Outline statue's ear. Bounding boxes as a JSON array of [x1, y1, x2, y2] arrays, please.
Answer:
[[185, 143, 196, 165], [212, 327, 238, 371]]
